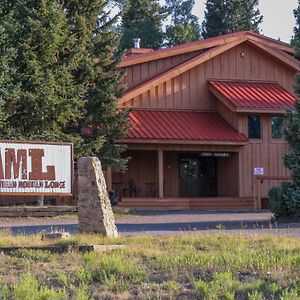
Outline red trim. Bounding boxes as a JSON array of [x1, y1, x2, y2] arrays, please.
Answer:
[[208, 80, 296, 112], [125, 110, 248, 143], [120, 31, 294, 67]]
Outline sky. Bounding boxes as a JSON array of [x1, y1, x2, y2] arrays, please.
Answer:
[[192, 0, 298, 43]]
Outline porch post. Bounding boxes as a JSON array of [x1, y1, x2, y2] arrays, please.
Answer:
[[106, 167, 112, 191], [158, 150, 164, 198]]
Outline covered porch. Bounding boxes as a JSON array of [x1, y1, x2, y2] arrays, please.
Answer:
[[110, 109, 251, 209], [110, 147, 252, 210]]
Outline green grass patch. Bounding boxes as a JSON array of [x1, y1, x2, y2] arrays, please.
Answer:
[[0, 233, 299, 299]]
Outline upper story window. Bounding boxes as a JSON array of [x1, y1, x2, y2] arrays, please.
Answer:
[[271, 116, 284, 139], [248, 115, 261, 139]]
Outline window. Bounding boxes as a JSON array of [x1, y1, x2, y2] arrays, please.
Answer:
[[271, 116, 284, 139], [248, 115, 261, 139]]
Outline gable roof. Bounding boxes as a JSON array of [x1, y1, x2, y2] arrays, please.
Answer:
[[121, 110, 248, 144], [120, 31, 295, 68], [119, 38, 300, 106], [119, 39, 247, 105], [208, 80, 296, 113]]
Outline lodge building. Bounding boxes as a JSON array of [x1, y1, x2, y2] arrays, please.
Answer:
[[108, 31, 299, 210]]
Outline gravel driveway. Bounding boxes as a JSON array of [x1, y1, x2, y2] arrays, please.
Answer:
[[0, 210, 299, 237]]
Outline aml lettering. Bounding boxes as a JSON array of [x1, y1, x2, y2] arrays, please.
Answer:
[[0, 148, 55, 180]]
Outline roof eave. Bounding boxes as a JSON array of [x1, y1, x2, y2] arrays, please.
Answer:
[[118, 138, 248, 146]]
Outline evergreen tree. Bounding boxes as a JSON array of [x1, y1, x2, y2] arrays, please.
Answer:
[[292, 0, 300, 47], [202, 0, 263, 39], [0, 0, 128, 170], [0, 0, 85, 141], [62, 0, 128, 170], [164, 0, 200, 46], [118, 0, 164, 51], [268, 2, 300, 217], [268, 77, 300, 217], [294, 0, 300, 41]]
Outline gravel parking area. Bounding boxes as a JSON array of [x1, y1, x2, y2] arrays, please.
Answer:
[[0, 210, 299, 237]]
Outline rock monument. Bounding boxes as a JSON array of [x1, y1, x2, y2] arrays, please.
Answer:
[[77, 157, 118, 237]]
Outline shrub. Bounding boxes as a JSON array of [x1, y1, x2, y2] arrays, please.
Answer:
[[268, 182, 300, 217]]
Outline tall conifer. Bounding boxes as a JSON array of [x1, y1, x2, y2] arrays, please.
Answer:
[[268, 2, 300, 217], [202, 0, 262, 39], [164, 0, 200, 46], [62, 0, 128, 170], [0, 0, 84, 141], [118, 0, 164, 51], [0, 0, 128, 169]]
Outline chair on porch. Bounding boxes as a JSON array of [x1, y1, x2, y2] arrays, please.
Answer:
[[123, 179, 140, 197]]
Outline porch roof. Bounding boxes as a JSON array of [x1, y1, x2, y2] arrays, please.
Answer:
[[208, 80, 296, 113], [123, 110, 248, 144]]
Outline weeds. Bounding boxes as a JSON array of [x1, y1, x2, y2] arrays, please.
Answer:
[[0, 233, 299, 299]]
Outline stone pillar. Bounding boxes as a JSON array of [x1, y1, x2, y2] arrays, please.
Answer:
[[77, 157, 118, 237]]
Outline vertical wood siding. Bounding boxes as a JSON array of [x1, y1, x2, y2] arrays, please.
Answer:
[[123, 52, 201, 90], [238, 115, 290, 198], [124, 43, 295, 110]]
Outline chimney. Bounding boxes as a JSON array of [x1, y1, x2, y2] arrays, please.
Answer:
[[133, 38, 141, 48]]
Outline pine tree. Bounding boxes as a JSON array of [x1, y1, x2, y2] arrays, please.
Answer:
[[268, 1, 300, 217], [0, 0, 85, 142], [118, 0, 164, 51], [268, 77, 300, 217], [202, 0, 263, 39], [201, 0, 227, 39], [62, 0, 128, 170], [0, 6, 14, 137], [292, 0, 300, 47], [0, 0, 128, 170], [164, 0, 200, 46]]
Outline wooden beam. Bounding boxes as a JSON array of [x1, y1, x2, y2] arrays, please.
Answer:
[[248, 40, 300, 72], [119, 32, 247, 67], [257, 178, 262, 210], [106, 167, 112, 191], [158, 150, 164, 199], [118, 39, 247, 106], [124, 143, 243, 152], [246, 32, 295, 54], [118, 138, 248, 146]]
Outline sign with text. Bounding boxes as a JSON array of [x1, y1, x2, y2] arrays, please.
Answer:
[[0, 141, 73, 195], [200, 152, 231, 158], [254, 167, 264, 176]]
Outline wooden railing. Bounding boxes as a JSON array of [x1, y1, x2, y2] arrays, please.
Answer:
[[254, 175, 291, 210]]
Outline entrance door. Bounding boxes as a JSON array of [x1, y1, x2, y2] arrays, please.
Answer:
[[179, 155, 217, 197]]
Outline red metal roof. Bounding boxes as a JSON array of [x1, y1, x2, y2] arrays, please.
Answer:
[[124, 110, 247, 143], [209, 80, 296, 112]]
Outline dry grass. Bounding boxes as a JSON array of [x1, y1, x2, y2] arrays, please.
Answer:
[[0, 233, 299, 299]]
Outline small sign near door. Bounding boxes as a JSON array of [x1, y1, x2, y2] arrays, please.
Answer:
[[254, 167, 264, 175], [200, 152, 231, 157]]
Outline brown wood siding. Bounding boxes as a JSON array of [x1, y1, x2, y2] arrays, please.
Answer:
[[125, 42, 295, 110], [164, 151, 179, 197], [216, 100, 239, 130], [113, 150, 158, 198], [123, 52, 200, 90], [217, 153, 239, 197], [238, 114, 289, 198]]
